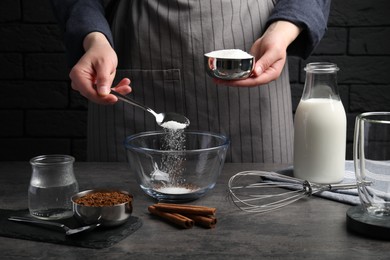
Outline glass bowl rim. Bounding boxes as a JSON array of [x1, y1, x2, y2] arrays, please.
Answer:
[[124, 130, 230, 154]]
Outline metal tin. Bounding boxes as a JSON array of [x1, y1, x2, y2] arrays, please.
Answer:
[[204, 55, 255, 80], [72, 189, 133, 227]]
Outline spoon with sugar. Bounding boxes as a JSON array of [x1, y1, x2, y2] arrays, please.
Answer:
[[110, 90, 190, 129]]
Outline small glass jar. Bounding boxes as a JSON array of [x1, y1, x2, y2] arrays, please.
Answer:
[[28, 155, 79, 220]]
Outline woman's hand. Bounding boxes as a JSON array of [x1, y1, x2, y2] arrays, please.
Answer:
[[69, 32, 132, 104], [214, 21, 301, 87]]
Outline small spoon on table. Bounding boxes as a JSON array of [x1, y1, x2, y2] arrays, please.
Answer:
[[8, 216, 100, 236], [110, 90, 190, 128]]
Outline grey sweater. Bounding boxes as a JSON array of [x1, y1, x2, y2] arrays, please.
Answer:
[[51, 0, 331, 67]]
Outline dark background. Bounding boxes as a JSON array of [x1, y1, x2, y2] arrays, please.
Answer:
[[0, 0, 389, 162]]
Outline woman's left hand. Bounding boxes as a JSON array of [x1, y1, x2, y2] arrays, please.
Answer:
[[213, 21, 301, 87]]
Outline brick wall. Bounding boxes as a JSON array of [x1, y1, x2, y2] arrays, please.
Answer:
[[0, 0, 87, 161], [290, 0, 390, 160], [0, 0, 389, 161]]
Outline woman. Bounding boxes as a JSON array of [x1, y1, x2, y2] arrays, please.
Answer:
[[51, 0, 331, 162]]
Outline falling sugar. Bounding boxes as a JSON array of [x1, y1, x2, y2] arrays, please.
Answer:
[[159, 127, 186, 187], [153, 118, 198, 195]]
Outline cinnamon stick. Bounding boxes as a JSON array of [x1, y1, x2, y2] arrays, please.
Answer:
[[185, 214, 217, 228], [153, 203, 216, 216], [148, 205, 194, 229]]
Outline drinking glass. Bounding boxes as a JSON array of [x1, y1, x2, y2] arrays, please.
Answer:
[[353, 112, 390, 217], [28, 155, 79, 220]]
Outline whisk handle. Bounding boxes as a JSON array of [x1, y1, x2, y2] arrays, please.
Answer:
[[301, 181, 356, 196], [327, 183, 356, 190], [307, 182, 356, 195]]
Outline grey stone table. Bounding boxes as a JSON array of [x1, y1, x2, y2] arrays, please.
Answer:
[[0, 162, 388, 259]]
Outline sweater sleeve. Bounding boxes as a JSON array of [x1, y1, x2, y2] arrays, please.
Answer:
[[50, 0, 113, 67], [266, 0, 331, 59]]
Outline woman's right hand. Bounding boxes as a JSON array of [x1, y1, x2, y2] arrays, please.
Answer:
[[69, 32, 131, 105]]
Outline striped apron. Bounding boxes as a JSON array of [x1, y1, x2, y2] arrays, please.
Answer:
[[89, 0, 293, 163]]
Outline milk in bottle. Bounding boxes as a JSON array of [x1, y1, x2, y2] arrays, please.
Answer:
[[293, 63, 346, 184]]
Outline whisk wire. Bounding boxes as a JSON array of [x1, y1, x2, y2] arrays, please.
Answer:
[[228, 170, 356, 214]]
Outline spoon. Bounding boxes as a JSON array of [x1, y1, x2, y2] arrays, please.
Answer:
[[8, 216, 100, 236], [110, 90, 190, 128]]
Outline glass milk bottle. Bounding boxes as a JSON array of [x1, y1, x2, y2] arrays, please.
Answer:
[[293, 62, 346, 184], [28, 155, 79, 220]]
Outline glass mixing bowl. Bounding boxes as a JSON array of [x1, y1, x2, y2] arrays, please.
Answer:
[[124, 130, 230, 202]]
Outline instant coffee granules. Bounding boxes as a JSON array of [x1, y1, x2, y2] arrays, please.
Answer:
[[74, 191, 131, 207]]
